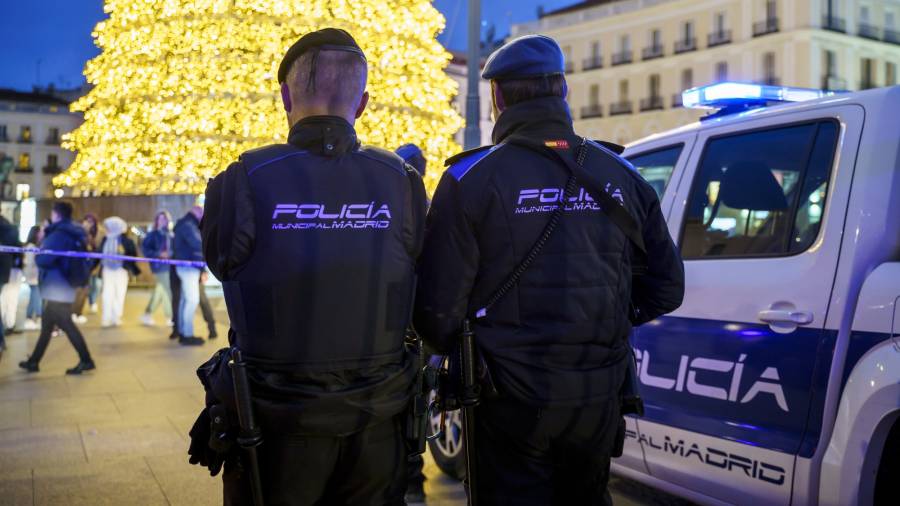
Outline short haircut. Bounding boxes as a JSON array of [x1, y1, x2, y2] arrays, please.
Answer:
[[496, 74, 567, 107], [52, 201, 73, 220], [286, 49, 367, 117]]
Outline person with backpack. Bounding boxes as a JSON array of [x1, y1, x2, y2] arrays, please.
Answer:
[[19, 201, 95, 375]]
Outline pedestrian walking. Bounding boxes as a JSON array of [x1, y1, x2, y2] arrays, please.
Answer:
[[414, 35, 685, 505], [23, 225, 44, 331], [172, 206, 204, 346], [72, 213, 99, 322], [19, 201, 95, 375], [188, 28, 426, 505], [98, 217, 140, 328], [141, 211, 174, 327], [0, 216, 22, 334]]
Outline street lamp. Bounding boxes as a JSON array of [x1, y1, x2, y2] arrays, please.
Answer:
[[464, 0, 482, 150]]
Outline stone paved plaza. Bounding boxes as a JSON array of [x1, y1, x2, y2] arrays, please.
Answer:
[[0, 289, 687, 505]]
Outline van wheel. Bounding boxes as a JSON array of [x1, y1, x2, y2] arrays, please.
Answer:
[[874, 419, 900, 504], [426, 392, 466, 480]]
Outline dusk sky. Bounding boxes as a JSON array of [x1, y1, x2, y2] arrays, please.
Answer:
[[0, 0, 576, 92]]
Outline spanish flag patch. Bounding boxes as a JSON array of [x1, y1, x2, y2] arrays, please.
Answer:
[[544, 139, 570, 149]]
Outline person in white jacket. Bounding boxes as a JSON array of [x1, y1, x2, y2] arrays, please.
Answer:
[[98, 217, 140, 327]]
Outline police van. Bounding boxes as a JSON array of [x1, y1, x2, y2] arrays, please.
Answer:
[[428, 83, 900, 505], [614, 82, 900, 506]]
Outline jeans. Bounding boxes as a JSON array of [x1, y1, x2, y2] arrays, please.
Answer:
[[198, 282, 216, 335], [145, 271, 172, 318], [88, 274, 100, 305], [27, 284, 42, 319], [27, 300, 92, 364], [176, 267, 200, 337]]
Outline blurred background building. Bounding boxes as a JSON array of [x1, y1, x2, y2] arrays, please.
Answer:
[[511, 0, 900, 144], [446, 51, 494, 148]]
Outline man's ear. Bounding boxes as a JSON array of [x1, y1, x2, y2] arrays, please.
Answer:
[[280, 82, 292, 113], [355, 91, 370, 119]]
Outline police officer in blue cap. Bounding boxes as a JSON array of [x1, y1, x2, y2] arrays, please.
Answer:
[[414, 35, 684, 504]]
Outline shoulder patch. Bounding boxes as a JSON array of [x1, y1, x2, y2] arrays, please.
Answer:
[[444, 145, 493, 167], [446, 145, 500, 181]]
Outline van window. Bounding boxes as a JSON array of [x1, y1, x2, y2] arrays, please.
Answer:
[[681, 121, 838, 258], [627, 145, 683, 198]]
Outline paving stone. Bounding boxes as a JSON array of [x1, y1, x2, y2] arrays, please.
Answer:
[[112, 389, 202, 420], [0, 425, 86, 472], [145, 453, 222, 506], [65, 369, 146, 396], [0, 468, 33, 506], [80, 417, 186, 461], [0, 399, 30, 430], [0, 375, 70, 402], [30, 394, 121, 427], [33, 457, 167, 506]]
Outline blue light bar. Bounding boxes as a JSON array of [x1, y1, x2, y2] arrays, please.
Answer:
[[682, 82, 836, 116]]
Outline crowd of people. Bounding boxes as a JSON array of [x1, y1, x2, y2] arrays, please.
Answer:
[[0, 203, 218, 371]]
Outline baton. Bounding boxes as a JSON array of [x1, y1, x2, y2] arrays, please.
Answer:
[[229, 349, 265, 506], [459, 319, 480, 506]]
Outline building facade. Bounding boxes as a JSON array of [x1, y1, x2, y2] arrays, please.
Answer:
[[511, 0, 900, 144], [0, 89, 82, 202]]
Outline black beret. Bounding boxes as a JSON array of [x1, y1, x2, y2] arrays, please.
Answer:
[[278, 28, 366, 83], [482, 35, 565, 80]]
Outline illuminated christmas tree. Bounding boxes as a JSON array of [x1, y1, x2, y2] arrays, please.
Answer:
[[58, 0, 462, 195]]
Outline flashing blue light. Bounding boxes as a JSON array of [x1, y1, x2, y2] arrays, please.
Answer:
[[682, 82, 837, 118]]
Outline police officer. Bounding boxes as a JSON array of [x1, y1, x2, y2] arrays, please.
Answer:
[[200, 28, 427, 505], [414, 35, 685, 505]]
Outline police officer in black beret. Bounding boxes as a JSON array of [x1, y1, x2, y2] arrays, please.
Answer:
[[414, 35, 684, 504], [199, 28, 427, 505]]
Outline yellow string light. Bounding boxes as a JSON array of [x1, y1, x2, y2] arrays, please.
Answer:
[[57, 0, 463, 195]]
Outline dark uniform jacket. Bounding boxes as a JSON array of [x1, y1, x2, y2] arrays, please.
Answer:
[[141, 229, 174, 274], [173, 213, 203, 266], [202, 115, 427, 436], [414, 96, 684, 408]]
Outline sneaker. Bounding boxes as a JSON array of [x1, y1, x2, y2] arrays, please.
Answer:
[[208, 331, 218, 340], [167, 320, 175, 327], [18, 360, 39, 373], [89, 303, 98, 314], [66, 360, 96, 375], [23, 319, 39, 331], [178, 336, 204, 346], [51, 329, 60, 338], [140, 314, 155, 326], [76, 315, 88, 324]]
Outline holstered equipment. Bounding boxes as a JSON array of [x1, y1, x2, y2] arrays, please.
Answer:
[[405, 327, 437, 457], [229, 348, 265, 506]]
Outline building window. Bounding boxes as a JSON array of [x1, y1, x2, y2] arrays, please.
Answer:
[[822, 50, 846, 89], [762, 52, 778, 85], [44, 154, 60, 174], [46, 127, 60, 145], [619, 80, 629, 101], [673, 68, 693, 107], [584, 41, 603, 70], [610, 80, 633, 115], [582, 84, 603, 119], [643, 29, 664, 59], [887, 62, 897, 86], [18, 126, 32, 144], [859, 6, 880, 39], [676, 21, 697, 53], [861, 58, 876, 89], [715, 61, 728, 82], [563, 45, 574, 73], [754, 0, 780, 36], [613, 35, 633, 65], [18, 152, 31, 171], [0, 125, 7, 142], [887, 12, 899, 44], [709, 12, 732, 46], [822, 0, 846, 32], [589, 84, 600, 106], [641, 74, 664, 111]]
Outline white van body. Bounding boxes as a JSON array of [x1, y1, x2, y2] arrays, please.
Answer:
[[614, 85, 900, 506]]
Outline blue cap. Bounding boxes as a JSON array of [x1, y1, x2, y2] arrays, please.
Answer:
[[395, 143, 426, 177], [482, 35, 565, 80]]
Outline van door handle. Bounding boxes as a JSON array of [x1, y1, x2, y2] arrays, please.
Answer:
[[757, 309, 814, 325]]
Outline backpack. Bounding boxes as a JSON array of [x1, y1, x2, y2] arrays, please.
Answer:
[[62, 235, 92, 288]]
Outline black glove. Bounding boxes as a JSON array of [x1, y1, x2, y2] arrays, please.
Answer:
[[187, 405, 235, 476]]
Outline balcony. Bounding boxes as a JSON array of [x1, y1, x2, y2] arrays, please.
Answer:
[[17, 136, 32, 144], [642, 45, 664, 60], [822, 15, 846, 33], [582, 56, 603, 71], [15, 165, 33, 173], [674, 38, 697, 54], [707, 30, 732, 47], [886, 28, 900, 45], [609, 101, 633, 115], [860, 78, 877, 90], [580, 104, 604, 119], [611, 51, 633, 66], [821, 75, 848, 91], [672, 93, 684, 108], [639, 96, 664, 112], [0, 134, 8, 143], [46, 136, 60, 145], [565, 61, 575, 74], [42, 165, 61, 175], [858, 23, 880, 40], [753, 18, 779, 37]]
